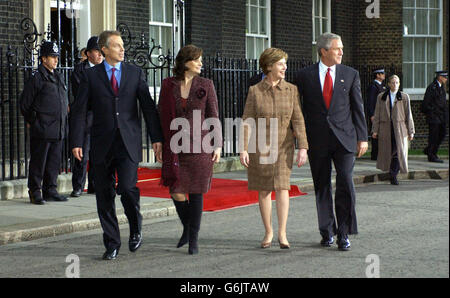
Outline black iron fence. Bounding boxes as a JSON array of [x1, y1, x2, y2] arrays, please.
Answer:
[[1, 20, 408, 181]]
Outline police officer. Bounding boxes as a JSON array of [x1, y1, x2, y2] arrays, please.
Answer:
[[421, 70, 448, 163], [19, 41, 69, 204], [69, 36, 103, 197], [366, 68, 386, 160]]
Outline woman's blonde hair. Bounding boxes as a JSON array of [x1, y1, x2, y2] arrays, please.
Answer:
[[259, 48, 288, 75], [388, 74, 400, 83]]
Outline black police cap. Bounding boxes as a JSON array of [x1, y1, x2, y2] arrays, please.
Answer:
[[40, 41, 60, 58], [86, 36, 100, 52], [373, 69, 385, 74], [435, 70, 448, 77]]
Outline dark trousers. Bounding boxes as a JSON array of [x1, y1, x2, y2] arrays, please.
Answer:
[[308, 130, 358, 239], [93, 131, 142, 250], [426, 122, 447, 157], [390, 122, 400, 178], [71, 132, 94, 191], [370, 138, 378, 160], [28, 137, 63, 196]]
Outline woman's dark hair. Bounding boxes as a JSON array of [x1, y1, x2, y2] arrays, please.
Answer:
[[173, 44, 203, 80]]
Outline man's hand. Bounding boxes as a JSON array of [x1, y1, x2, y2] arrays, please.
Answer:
[[356, 141, 368, 158], [153, 142, 163, 163], [72, 147, 83, 161], [371, 132, 378, 139]]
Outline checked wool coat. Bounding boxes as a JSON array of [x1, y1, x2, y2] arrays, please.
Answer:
[[242, 78, 308, 191]]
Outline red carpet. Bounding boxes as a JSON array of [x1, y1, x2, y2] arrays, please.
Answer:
[[136, 168, 307, 212]]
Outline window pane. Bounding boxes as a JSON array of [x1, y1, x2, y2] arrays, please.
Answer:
[[246, 6, 250, 33], [427, 63, 437, 84], [255, 38, 264, 59], [414, 63, 425, 88], [152, 0, 164, 22], [250, 6, 258, 34], [165, 0, 173, 23], [150, 25, 160, 44], [403, 38, 413, 61], [414, 38, 425, 62], [429, 0, 439, 8], [247, 37, 255, 59], [161, 27, 172, 55], [403, 63, 413, 88], [322, 0, 329, 17], [427, 38, 437, 62], [403, 8, 415, 35], [250, 0, 257, 5], [315, 18, 321, 40], [312, 43, 318, 63], [416, 9, 428, 34], [260, 7, 266, 35], [429, 9, 439, 35], [259, 0, 266, 7], [416, 0, 427, 7], [314, 0, 320, 16], [403, 0, 414, 7], [323, 18, 328, 33]]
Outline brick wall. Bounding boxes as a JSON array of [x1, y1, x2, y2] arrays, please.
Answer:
[[186, 0, 245, 58], [0, 0, 31, 49], [353, 0, 403, 67], [332, 0, 356, 65], [116, 0, 150, 44], [271, 0, 312, 60]]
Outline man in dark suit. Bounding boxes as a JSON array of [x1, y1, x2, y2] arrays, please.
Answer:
[[366, 69, 386, 160], [295, 33, 368, 251], [70, 36, 103, 197], [70, 30, 163, 260]]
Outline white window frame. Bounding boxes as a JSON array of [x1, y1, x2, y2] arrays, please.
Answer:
[[402, 0, 443, 95], [149, 0, 182, 94], [245, 0, 271, 59], [312, 0, 331, 62]]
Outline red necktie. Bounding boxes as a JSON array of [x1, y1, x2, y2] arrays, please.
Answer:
[[111, 68, 119, 95], [323, 67, 333, 109]]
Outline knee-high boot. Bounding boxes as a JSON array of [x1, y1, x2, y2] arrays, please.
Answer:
[[172, 198, 190, 248], [188, 193, 203, 255]]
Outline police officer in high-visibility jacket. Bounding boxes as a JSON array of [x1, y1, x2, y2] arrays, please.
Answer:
[[20, 41, 69, 204]]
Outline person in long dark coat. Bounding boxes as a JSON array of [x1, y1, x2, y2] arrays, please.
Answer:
[[366, 68, 386, 160], [158, 45, 223, 255], [69, 36, 103, 197], [20, 41, 69, 205], [421, 70, 448, 163]]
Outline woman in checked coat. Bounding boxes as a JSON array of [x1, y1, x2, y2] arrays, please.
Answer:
[[240, 48, 309, 249], [372, 74, 415, 185]]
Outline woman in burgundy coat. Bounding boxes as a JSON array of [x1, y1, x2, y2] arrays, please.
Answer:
[[157, 45, 222, 255]]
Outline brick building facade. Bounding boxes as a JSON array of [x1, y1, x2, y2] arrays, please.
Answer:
[[0, 0, 448, 155]]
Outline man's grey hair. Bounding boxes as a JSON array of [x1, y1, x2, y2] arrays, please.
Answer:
[[316, 33, 342, 57]]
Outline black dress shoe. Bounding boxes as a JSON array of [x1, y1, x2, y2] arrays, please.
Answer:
[[430, 157, 444, 163], [129, 233, 142, 252], [70, 189, 82, 197], [337, 236, 351, 251], [28, 191, 46, 205], [44, 193, 69, 202], [102, 248, 119, 260], [87, 187, 95, 194], [320, 236, 334, 247], [390, 176, 399, 185]]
